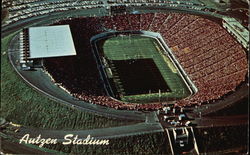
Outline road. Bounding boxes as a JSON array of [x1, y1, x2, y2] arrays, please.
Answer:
[[194, 114, 248, 128]]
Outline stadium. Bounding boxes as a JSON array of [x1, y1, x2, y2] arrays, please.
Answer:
[[1, 0, 249, 154], [41, 12, 247, 110]]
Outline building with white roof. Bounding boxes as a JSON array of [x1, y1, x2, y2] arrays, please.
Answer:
[[19, 25, 76, 70], [28, 25, 76, 59]]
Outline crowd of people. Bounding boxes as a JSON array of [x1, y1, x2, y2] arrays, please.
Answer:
[[43, 12, 248, 110]]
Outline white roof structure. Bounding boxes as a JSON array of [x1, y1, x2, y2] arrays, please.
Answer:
[[29, 25, 76, 59]]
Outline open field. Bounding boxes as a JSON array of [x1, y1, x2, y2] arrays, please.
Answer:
[[1, 34, 140, 130], [97, 35, 191, 103]]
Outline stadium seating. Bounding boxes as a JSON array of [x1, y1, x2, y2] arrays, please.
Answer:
[[44, 13, 248, 110]]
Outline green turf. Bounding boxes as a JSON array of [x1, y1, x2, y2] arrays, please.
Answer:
[[100, 35, 191, 103], [1, 34, 140, 130]]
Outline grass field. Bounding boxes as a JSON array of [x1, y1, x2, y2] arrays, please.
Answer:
[[97, 35, 191, 103], [1, 34, 140, 130]]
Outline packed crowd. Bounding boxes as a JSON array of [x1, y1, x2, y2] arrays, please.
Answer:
[[44, 13, 248, 110]]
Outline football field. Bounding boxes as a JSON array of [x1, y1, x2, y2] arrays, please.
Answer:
[[97, 35, 192, 103]]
